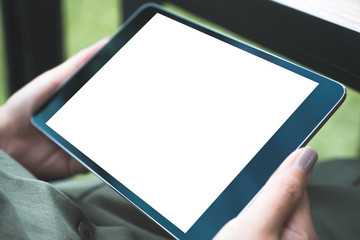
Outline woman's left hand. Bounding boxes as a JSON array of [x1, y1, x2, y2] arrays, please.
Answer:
[[0, 39, 107, 180]]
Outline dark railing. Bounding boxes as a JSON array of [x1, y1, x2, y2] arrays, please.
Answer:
[[2, 0, 360, 94], [2, 0, 63, 94], [123, 0, 360, 92]]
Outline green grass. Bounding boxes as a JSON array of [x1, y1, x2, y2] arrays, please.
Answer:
[[63, 0, 120, 58], [0, 2, 8, 104], [308, 87, 360, 160], [0, 1, 359, 161]]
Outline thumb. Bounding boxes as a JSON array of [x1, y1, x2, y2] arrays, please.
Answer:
[[282, 191, 318, 239], [6, 38, 109, 116], [243, 147, 318, 234], [29, 37, 109, 112]]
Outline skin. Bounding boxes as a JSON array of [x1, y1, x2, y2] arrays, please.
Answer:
[[0, 38, 108, 180], [214, 149, 318, 239], [0, 40, 318, 239]]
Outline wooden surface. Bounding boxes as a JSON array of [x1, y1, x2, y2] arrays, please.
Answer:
[[273, 0, 360, 33]]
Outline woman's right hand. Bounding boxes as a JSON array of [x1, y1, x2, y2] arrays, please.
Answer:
[[214, 147, 319, 240]]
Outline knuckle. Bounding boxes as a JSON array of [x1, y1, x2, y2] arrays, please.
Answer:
[[283, 229, 318, 240], [278, 174, 303, 201], [300, 231, 318, 240], [299, 230, 319, 240], [309, 229, 319, 240]]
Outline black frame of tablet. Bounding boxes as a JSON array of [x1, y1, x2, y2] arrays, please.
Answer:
[[32, 4, 346, 239]]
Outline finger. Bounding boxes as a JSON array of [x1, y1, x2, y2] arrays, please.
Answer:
[[47, 37, 110, 88], [243, 147, 318, 234], [6, 38, 109, 115], [282, 192, 318, 240], [68, 157, 89, 176], [30, 37, 109, 111]]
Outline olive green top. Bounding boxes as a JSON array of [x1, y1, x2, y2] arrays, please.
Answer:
[[1, 149, 360, 240], [0, 150, 171, 240]]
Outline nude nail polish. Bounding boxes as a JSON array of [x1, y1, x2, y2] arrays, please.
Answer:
[[293, 147, 318, 175]]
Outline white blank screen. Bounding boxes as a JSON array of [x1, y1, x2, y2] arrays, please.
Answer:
[[47, 13, 318, 232]]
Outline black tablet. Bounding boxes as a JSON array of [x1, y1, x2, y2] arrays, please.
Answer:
[[32, 4, 345, 239]]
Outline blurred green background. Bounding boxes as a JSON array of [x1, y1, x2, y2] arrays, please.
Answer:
[[0, 0, 359, 161]]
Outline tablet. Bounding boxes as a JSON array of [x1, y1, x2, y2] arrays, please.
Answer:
[[32, 4, 345, 239]]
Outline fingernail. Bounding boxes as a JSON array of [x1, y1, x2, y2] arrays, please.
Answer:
[[96, 37, 110, 45], [100, 36, 110, 42], [293, 147, 318, 175]]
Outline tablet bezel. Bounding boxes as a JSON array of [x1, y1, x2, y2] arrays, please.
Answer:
[[32, 4, 345, 239]]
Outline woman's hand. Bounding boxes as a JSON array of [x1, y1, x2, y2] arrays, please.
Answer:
[[0, 39, 108, 180], [215, 147, 319, 240]]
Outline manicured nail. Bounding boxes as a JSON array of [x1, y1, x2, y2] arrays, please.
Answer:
[[96, 37, 110, 45], [293, 147, 318, 175]]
